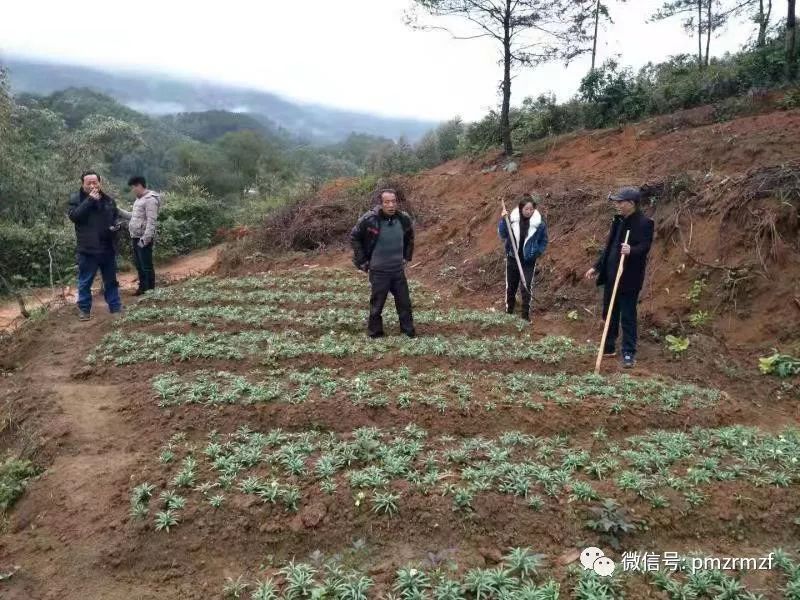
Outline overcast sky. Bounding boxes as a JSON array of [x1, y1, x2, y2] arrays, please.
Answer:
[[0, 0, 759, 122]]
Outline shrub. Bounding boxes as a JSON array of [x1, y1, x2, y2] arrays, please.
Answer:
[[155, 176, 232, 259], [460, 112, 501, 155], [0, 221, 75, 289], [0, 456, 38, 512], [759, 351, 800, 378]]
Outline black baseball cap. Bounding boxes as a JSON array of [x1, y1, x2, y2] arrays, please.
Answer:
[[608, 187, 641, 203]]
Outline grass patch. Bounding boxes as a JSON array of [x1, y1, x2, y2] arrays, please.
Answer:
[[0, 456, 38, 512]]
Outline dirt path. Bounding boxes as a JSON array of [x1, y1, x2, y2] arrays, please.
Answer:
[[0, 247, 222, 599], [0, 246, 221, 333]]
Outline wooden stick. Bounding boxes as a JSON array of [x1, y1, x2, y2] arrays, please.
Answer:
[[594, 230, 630, 375], [501, 200, 528, 290]]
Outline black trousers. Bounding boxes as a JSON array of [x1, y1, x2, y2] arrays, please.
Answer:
[[368, 269, 415, 336], [602, 285, 640, 356], [132, 238, 156, 292], [505, 257, 535, 318]]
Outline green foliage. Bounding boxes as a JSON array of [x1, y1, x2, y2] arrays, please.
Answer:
[[366, 137, 421, 176], [685, 279, 707, 304], [0, 222, 75, 288], [155, 176, 232, 259], [0, 456, 38, 512], [665, 335, 691, 356], [508, 36, 799, 148], [513, 94, 584, 147], [580, 61, 650, 128], [759, 351, 800, 378], [688, 311, 710, 327], [585, 498, 637, 550], [461, 112, 500, 155], [780, 87, 800, 109]]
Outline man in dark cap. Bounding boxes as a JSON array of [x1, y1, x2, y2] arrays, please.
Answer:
[[585, 187, 654, 368]]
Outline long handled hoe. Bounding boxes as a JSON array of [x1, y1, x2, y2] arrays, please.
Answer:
[[501, 199, 529, 298], [594, 230, 630, 375]]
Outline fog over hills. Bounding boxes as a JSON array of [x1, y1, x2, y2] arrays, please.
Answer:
[[3, 56, 436, 144]]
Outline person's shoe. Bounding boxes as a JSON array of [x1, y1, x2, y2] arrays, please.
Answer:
[[405, 331, 417, 338], [79, 311, 91, 322], [622, 353, 635, 368], [603, 349, 617, 358], [521, 312, 530, 322]]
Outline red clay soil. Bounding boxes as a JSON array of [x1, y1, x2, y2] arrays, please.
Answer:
[[1, 107, 799, 599], [235, 107, 800, 355]]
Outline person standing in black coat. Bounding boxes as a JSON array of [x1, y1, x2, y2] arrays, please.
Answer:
[[350, 189, 416, 338], [585, 187, 654, 368], [68, 171, 130, 321]]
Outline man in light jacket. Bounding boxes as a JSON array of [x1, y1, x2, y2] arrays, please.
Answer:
[[127, 176, 161, 295]]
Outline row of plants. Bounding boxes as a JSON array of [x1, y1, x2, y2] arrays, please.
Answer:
[[219, 546, 800, 600], [130, 424, 800, 533], [151, 368, 722, 414], [120, 305, 527, 332], [189, 272, 424, 292], [142, 287, 441, 309], [89, 331, 585, 366]]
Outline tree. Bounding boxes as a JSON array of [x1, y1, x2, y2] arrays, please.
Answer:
[[588, 1, 629, 71], [436, 118, 464, 161], [217, 130, 271, 193], [651, 1, 714, 68], [755, 0, 773, 47], [415, 130, 441, 168], [408, 0, 594, 156], [703, 0, 773, 47], [652, 1, 777, 67], [789, 0, 798, 79]]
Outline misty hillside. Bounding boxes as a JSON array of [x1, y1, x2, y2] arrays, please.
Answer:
[[3, 57, 435, 144]]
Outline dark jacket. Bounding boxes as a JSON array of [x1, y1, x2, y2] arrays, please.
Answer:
[[594, 209, 654, 293], [350, 207, 414, 271], [68, 190, 124, 255]]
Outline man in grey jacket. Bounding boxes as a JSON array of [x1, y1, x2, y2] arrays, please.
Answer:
[[127, 176, 161, 295]]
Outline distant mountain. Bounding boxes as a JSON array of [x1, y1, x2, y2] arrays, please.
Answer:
[[3, 57, 436, 145]]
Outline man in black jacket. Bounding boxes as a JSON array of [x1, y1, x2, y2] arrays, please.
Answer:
[[585, 187, 654, 368], [68, 171, 130, 321], [350, 189, 416, 338]]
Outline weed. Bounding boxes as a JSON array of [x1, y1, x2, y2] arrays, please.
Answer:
[[527, 496, 545, 511], [685, 279, 706, 304], [759, 351, 800, 378], [223, 575, 249, 599], [688, 311, 711, 328], [0, 457, 38, 514], [585, 498, 637, 550], [665, 335, 690, 356]]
